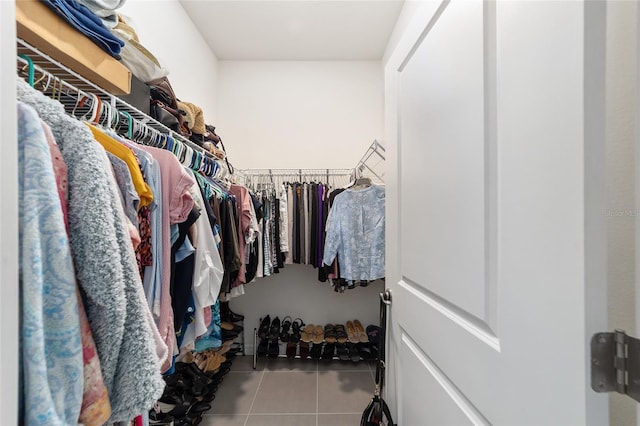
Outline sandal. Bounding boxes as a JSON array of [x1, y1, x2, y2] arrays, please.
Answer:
[[301, 324, 315, 343], [323, 324, 335, 344], [290, 318, 304, 343], [346, 321, 358, 342], [354, 320, 369, 343], [334, 324, 348, 344], [280, 316, 293, 342]]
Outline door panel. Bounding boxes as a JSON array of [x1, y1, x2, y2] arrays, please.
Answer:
[[399, 0, 489, 324], [385, 0, 608, 424], [399, 333, 487, 425]]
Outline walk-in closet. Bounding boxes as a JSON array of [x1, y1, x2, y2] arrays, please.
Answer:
[[7, 0, 392, 424], [4, 0, 640, 425]]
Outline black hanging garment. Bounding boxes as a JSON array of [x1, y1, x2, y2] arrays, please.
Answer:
[[361, 292, 396, 426]]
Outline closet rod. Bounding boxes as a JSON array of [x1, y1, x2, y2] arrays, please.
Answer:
[[238, 168, 353, 176], [16, 38, 232, 181]]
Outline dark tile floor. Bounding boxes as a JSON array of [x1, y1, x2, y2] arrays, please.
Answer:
[[200, 356, 376, 426]]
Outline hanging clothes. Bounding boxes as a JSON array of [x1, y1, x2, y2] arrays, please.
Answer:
[[279, 185, 289, 254], [137, 144, 196, 372], [229, 184, 254, 287], [180, 170, 225, 349], [285, 184, 294, 264], [323, 185, 385, 281], [17, 80, 165, 423]]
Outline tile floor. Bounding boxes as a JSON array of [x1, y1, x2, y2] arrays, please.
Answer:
[[200, 355, 376, 426]]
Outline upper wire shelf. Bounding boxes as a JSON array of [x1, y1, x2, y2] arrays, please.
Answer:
[[237, 140, 386, 187], [16, 38, 230, 181], [353, 139, 385, 184]]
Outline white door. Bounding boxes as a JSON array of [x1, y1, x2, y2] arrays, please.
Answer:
[[0, 0, 19, 424], [384, 1, 608, 424]]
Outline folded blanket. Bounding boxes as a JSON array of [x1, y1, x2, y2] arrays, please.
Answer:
[[41, 0, 125, 58], [76, 0, 125, 28], [111, 15, 168, 82]]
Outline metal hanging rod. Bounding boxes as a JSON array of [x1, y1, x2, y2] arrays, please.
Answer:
[[238, 168, 353, 176]]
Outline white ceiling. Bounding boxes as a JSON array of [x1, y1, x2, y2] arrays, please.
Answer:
[[179, 1, 404, 61]]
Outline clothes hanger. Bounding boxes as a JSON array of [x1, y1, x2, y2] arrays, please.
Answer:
[[94, 99, 105, 125], [89, 95, 102, 124], [119, 111, 133, 139], [132, 119, 146, 143], [99, 101, 112, 128], [33, 70, 48, 91], [50, 76, 60, 102], [181, 145, 192, 167], [352, 176, 372, 189], [152, 130, 162, 147], [18, 54, 35, 87], [71, 89, 86, 119], [157, 132, 167, 149], [110, 107, 120, 131]]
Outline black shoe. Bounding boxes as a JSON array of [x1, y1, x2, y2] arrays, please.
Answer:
[[310, 343, 323, 360], [149, 410, 175, 425], [268, 339, 280, 358], [189, 401, 212, 414], [221, 329, 241, 341], [258, 315, 271, 339], [357, 342, 376, 361], [322, 343, 335, 360], [336, 343, 349, 361], [299, 341, 310, 359], [269, 317, 281, 341], [257, 338, 269, 356], [220, 301, 245, 322], [346, 342, 360, 362]]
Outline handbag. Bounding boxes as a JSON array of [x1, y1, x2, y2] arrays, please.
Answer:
[[147, 76, 178, 109], [150, 100, 181, 133], [361, 293, 396, 426]]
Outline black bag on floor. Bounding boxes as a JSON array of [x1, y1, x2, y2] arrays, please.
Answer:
[[361, 292, 396, 426]]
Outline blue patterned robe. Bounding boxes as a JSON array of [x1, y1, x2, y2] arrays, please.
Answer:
[[18, 102, 83, 425]]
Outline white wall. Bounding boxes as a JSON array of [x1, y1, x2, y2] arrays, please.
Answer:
[[216, 60, 384, 348], [119, 0, 218, 122], [1, 1, 18, 423], [217, 61, 383, 169], [606, 1, 639, 424]]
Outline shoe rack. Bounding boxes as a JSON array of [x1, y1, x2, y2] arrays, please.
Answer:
[[252, 316, 378, 368]]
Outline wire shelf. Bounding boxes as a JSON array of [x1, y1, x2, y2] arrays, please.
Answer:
[[16, 38, 231, 180]]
